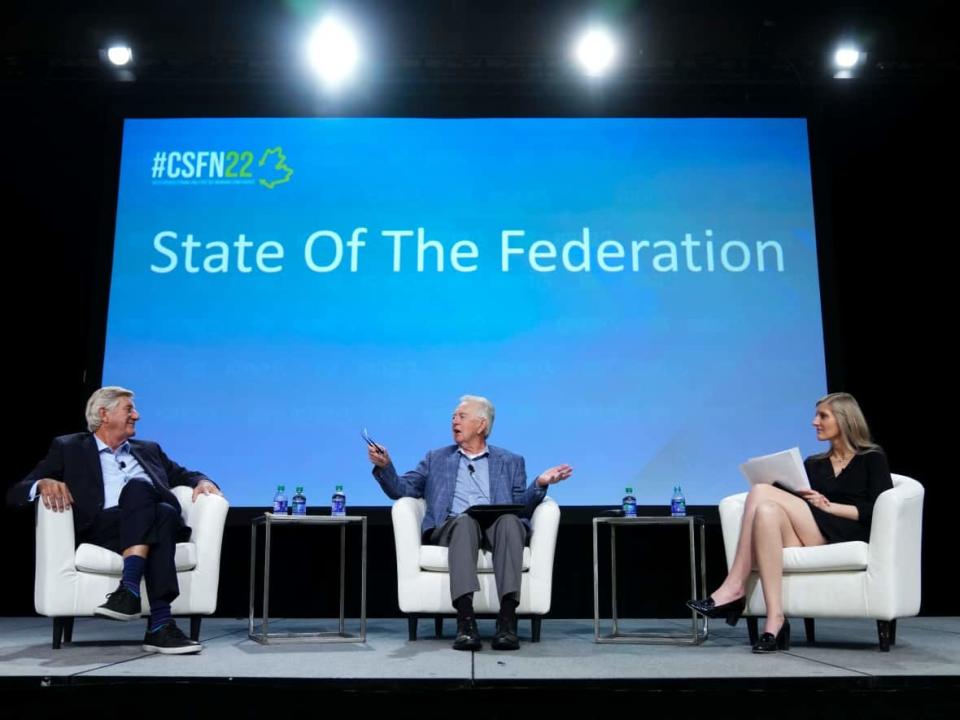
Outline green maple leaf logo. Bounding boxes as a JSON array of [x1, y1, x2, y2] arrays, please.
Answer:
[[258, 146, 294, 189]]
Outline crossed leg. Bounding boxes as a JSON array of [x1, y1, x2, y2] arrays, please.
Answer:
[[711, 484, 826, 634]]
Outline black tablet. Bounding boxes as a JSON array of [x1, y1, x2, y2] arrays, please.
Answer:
[[464, 504, 526, 528]]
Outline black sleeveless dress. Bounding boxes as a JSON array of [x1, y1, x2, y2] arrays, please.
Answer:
[[803, 450, 893, 543]]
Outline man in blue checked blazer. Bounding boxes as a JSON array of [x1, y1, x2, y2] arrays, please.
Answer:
[[369, 394, 572, 651]]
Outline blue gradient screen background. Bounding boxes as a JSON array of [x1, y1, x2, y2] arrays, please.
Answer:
[[104, 118, 826, 508]]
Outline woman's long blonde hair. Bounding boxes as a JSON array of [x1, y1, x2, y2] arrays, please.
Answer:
[[812, 392, 880, 458]]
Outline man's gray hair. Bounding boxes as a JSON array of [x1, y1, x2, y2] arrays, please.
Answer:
[[86, 386, 134, 432], [459, 394, 495, 438]]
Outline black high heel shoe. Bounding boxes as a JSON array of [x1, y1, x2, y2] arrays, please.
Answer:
[[752, 620, 791, 653], [686, 596, 746, 627]]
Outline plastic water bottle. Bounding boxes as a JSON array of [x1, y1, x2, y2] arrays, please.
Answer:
[[331, 485, 346, 517], [292, 486, 307, 516], [622, 486, 637, 517], [671, 485, 687, 517], [272, 485, 287, 515]]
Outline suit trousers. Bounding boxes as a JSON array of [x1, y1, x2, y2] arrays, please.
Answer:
[[429, 513, 528, 604], [82, 479, 190, 606]]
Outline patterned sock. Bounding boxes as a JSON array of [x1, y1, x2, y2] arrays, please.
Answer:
[[121, 555, 145, 597], [148, 603, 172, 632]]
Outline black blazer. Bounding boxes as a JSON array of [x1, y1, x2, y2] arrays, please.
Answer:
[[6, 432, 211, 537]]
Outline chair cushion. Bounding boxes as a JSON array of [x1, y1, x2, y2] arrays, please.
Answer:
[[419, 545, 531, 573], [74, 542, 198, 574], [782, 541, 869, 573]]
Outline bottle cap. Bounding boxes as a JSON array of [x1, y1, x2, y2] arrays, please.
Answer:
[[296, 486, 304, 493], [278, 485, 285, 491], [335, 484, 344, 492], [625, 487, 633, 493]]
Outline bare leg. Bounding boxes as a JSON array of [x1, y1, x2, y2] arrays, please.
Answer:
[[122, 545, 149, 559], [753, 497, 826, 635], [712, 485, 789, 604]]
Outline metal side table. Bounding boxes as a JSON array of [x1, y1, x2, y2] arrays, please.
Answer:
[[249, 513, 367, 643], [593, 515, 708, 645]]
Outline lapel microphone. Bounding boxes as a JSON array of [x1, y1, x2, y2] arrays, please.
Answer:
[[119, 461, 126, 469]]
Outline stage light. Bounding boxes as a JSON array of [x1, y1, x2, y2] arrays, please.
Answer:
[[106, 45, 133, 67], [834, 46, 861, 69], [98, 44, 136, 81], [306, 16, 360, 88], [832, 43, 865, 79], [574, 26, 618, 78]]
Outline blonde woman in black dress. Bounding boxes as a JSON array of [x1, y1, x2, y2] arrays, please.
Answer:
[[687, 392, 893, 652]]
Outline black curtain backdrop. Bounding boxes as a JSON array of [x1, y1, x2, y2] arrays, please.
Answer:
[[1, 76, 954, 620]]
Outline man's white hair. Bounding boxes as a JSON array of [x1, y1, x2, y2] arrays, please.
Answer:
[[458, 394, 495, 438], [85, 386, 134, 432]]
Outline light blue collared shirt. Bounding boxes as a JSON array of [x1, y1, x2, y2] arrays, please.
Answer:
[[95, 437, 151, 509], [450, 448, 490, 516]]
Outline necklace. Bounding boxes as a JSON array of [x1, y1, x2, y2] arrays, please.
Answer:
[[831, 451, 853, 467]]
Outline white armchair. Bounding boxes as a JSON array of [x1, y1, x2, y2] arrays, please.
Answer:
[[35, 486, 229, 648], [391, 497, 560, 641], [719, 473, 923, 651]]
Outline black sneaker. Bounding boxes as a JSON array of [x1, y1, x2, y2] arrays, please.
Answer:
[[142, 621, 203, 655], [94, 584, 142, 621], [453, 616, 481, 651]]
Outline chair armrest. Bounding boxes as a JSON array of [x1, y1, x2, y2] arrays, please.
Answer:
[[528, 497, 560, 581], [391, 497, 426, 579], [170, 486, 229, 615], [718, 492, 748, 571], [35, 501, 78, 615], [866, 475, 924, 617]]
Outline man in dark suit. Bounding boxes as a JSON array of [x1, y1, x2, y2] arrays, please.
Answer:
[[7, 386, 222, 654], [368, 394, 572, 651]]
